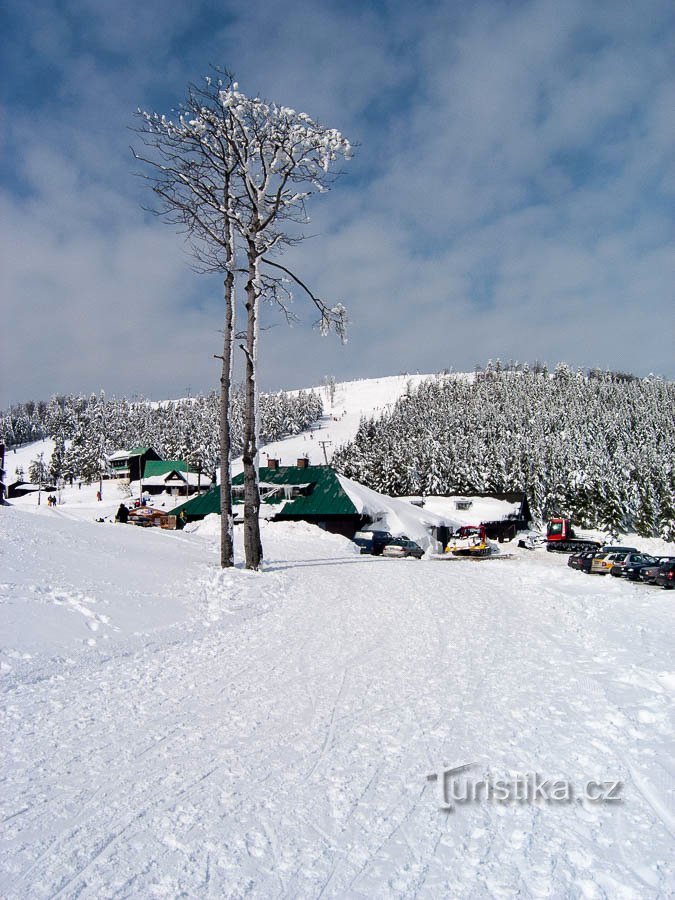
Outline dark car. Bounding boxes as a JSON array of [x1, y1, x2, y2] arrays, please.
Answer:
[[655, 561, 675, 589], [352, 530, 394, 556], [353, 531, 374, 554], [568, 551, 590, 570], [641, 557, 675, 584], [619, 555, 658, 581], [381, 538, 425, 559]]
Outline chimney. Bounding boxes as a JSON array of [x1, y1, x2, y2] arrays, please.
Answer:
[[296, 457, 309, 469], [267, 458, 279, 470]]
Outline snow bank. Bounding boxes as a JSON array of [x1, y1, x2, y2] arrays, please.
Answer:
[[186, 514, 360, 559]]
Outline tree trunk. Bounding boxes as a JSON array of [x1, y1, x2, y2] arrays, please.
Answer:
[[219, 242, 236, 568], [242, 237, 262, 569]]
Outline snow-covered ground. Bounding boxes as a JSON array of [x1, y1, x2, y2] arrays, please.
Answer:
[[3, 374, 675, 896], [2, 504, 674, 898]]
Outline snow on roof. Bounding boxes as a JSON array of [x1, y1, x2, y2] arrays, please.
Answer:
[[412, 496, 523, 526], [136, 475, 167, 487], [108, 447, 151, 461], [107, 449, 132, 461], [167, 472, 212, 487], [336, 474, 461, 551], [132, 472, 212, 489]]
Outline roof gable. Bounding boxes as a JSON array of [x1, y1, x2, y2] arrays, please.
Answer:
[[143, 459, 189, 478], [232, 466, 358, 517], [172, 466, 360, 519], [109, 446, 157, 462]]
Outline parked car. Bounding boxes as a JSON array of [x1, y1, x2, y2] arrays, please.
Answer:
[[577, 551, 606, 573], [655, 561, 675, 589], [353, 531, 374, 554], [568, 551, 589, 570], [640, 557, 675, 584], [601, 545, 639, 554], [381, 538, 424, 559], [588, 552, 617, 575], [619, 555, 659, 581], [609, 552, 652, 577], [352, 530, 395, 555]]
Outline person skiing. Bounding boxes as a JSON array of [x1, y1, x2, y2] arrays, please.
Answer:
[[115, 503, 129, 524]]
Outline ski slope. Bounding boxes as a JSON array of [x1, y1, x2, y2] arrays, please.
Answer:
[[5, 374, 439, 511], [1, 506, 674, 898], [240, 373, 443, 471]]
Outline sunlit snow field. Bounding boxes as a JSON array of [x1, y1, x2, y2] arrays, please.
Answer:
[[2, 375, 674, 897]]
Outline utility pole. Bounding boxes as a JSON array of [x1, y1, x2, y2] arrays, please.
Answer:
[[318, 440, 332, 466]]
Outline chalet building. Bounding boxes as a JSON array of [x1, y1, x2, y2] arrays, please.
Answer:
[[170, 460, 369, 537], [107, 447, 161, 482], [141, 459, 212, 497]]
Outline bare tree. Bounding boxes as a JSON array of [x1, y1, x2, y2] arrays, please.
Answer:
[[133, 75, 351, 570], [132, 74, 240, 567], [218, 86, 351, 568]]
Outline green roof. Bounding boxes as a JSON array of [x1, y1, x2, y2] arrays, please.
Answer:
[[169, 466, 359, 520], [170, 486, 221, 519], [128, 446, 152, 457], [246, 466, 358, 518], [144, 459, 189, 478]]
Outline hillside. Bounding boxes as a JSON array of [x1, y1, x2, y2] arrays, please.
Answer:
[[333, 368, 675, 539], [5, 369, 674, 545], [3, 375, 436, 516]]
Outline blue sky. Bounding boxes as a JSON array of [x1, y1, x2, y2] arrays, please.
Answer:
[[1, 0, 673, 405]]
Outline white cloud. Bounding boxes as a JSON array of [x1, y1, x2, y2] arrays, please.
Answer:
[[1, 0, 673, 407]]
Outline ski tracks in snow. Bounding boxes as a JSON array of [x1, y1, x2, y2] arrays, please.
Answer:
[[2, 534, 674, 897]]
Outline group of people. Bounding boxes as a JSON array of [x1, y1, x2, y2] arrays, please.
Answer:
[[46, 495, 57, 507]]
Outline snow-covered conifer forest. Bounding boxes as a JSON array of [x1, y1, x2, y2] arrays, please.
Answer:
[[0, 387, 323, 480], [332, 364, 675, 539]]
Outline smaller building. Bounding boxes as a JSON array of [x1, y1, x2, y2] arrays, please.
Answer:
[[141, 469, 212, 498], [7, 480, 56, 499], [143, 460, 189, 479], [107, 447, 161, 482], [140, 459, 211, 497]]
